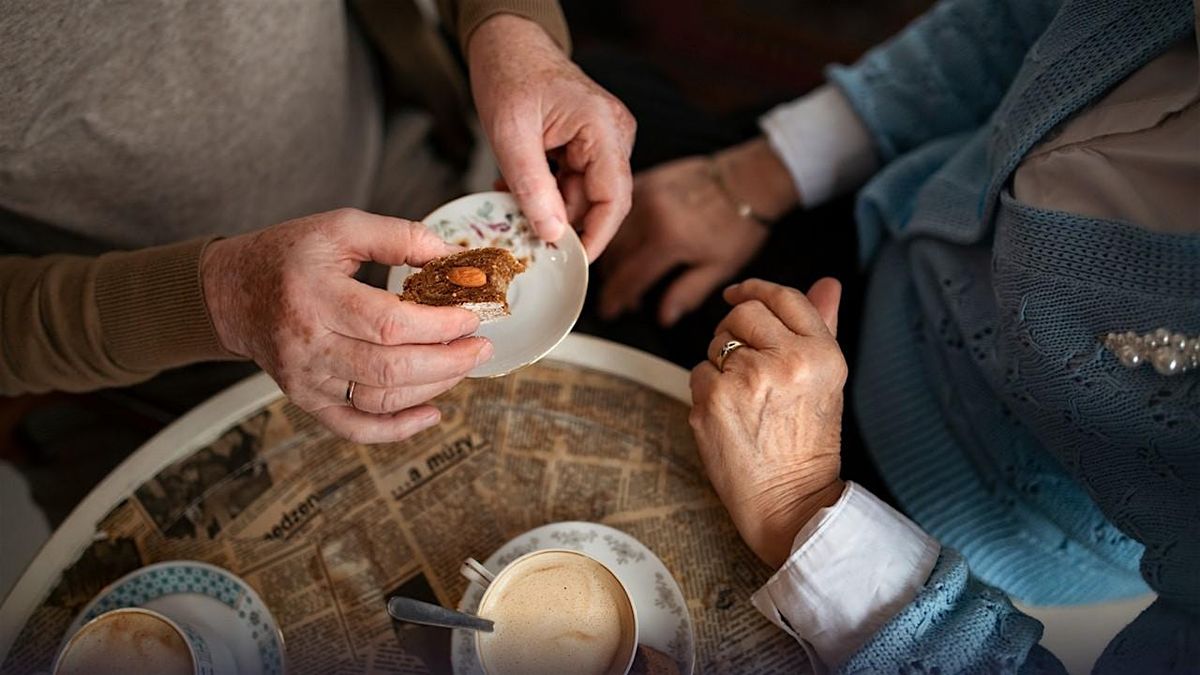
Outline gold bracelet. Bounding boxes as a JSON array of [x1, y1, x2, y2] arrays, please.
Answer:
[[707, 158, 763, 224]]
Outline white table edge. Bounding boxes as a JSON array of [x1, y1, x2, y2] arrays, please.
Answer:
[[0, 333, 1153, 675], [0, 372, 284, 659], [0, 334, 689, 660]]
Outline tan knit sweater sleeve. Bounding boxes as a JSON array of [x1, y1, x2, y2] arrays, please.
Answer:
[[438, 0, 571, 53], [0, 239, 235, 395]]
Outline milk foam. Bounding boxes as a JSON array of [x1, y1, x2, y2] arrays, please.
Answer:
[[478, 551, 635, 675], [56, 611, 193, 675]]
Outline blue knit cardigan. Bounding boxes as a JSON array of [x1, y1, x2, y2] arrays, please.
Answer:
[[824, 0, 1199, 671]]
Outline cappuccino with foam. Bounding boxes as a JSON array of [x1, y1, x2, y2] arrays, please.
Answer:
[[476, 550, 638, 675], [54, 608, 195, 675]]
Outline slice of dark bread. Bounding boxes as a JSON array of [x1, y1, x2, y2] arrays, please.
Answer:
[[399, 247, 526, 322]]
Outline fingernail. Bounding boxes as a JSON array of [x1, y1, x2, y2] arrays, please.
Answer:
[[662, 306, 681, 326], [725, 283, 740, 293], [421, 408, 441, 424], [476, 340, 494, 364]]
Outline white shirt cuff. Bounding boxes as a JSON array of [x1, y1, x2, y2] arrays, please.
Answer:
[[758, 84, 878, 209], [750, 481, 940, 670]]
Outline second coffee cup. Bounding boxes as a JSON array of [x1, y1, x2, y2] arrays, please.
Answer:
[[462, 549, 639, 675]]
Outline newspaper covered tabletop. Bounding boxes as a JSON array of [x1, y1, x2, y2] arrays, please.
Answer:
[[0, 356, 808, 674]]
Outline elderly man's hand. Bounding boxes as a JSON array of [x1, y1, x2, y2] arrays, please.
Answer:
[[468, 14, 635, 261], [201, 209, 491, 444], [689, 278, 846, 568]]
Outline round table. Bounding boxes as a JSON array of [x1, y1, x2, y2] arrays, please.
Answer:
[[0, 335, 806, 674], [0, 335, 1150, 674]]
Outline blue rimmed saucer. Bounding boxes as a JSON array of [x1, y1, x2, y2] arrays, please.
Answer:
[[62, 561, 285, 675]]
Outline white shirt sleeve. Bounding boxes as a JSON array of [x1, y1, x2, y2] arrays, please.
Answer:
[[750, 481, 941, 671], [758, 84, 879, 209]]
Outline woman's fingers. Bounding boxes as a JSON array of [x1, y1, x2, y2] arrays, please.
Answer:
[[659, 264, 730, 327], [599, 244, 678, 319], [713, 299, 792, 350], [688, 361, 720, 408], [804, 277, 843, 338], [706, 330, 753, 373], [723, 278, 840, 338]]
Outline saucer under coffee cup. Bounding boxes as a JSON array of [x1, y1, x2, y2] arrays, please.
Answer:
[[462, 549, 640, 675]]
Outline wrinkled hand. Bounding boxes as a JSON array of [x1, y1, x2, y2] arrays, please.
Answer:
[[201, 209, 492, 444], [468, 14, 635, 261], [689, 278, 847, 567], [600, 157, 769, 326]]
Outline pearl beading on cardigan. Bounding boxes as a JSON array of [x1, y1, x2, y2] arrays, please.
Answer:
[[1102, 329, 1200, 375]]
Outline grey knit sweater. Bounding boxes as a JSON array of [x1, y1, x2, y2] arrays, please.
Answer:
[[0, 0, 383, 250]]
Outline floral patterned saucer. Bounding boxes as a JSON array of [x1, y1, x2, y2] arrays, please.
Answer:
[[452, 522, 695, 675], [386, 191, 589, 378], [62, 561, 285, 675]]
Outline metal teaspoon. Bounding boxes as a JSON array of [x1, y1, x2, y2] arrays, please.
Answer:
[[386, 596, 495, 633]]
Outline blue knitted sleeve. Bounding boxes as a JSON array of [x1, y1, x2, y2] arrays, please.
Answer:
[[838, 550, 1066, 675], [825, 0, 1061, 163], [839, 550, 1200, 673]]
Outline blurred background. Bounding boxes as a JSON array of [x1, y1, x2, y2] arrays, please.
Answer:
[[565, 0, 929, 114]]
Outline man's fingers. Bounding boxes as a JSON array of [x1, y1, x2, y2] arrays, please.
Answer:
[[314, 404, 442, 445], [723, 278, 838, 338], [324, 336, 492, 387], [659, 264, 730, 327], [559, 171, 589, 226], [334, 211, 457, 267], [578, 199, 627, 263], [322, 376, 463, 415], [805, 277, 842, 338], [326, 281, 479, 345], [569, 139, 633, 261], [491, 123, 568, 242], [714, 299, 791, 350], [598, 245, 677, 320]]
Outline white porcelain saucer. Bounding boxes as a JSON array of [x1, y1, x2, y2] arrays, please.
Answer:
[[62, 561, 285, 675], [386, 191, 588, 378], [452, 522, 695, 675]]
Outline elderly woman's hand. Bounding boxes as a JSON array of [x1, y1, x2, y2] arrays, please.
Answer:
[[598, 156, 768, 326], [600, 138, 799, 326], [201, 209, 490, 445], [689, 278, 847, 567]]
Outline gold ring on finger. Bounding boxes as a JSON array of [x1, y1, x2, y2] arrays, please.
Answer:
[[345, 380, 359, 410], [717, 339, 746, 372]]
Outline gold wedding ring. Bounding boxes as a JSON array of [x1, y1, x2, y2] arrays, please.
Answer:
[[345, 380, 358, 410], [717, 340, 746, 372]]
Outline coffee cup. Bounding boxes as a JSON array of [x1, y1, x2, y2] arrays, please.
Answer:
[[52, 607, 235, 675], [462, 549, 639, 675]]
